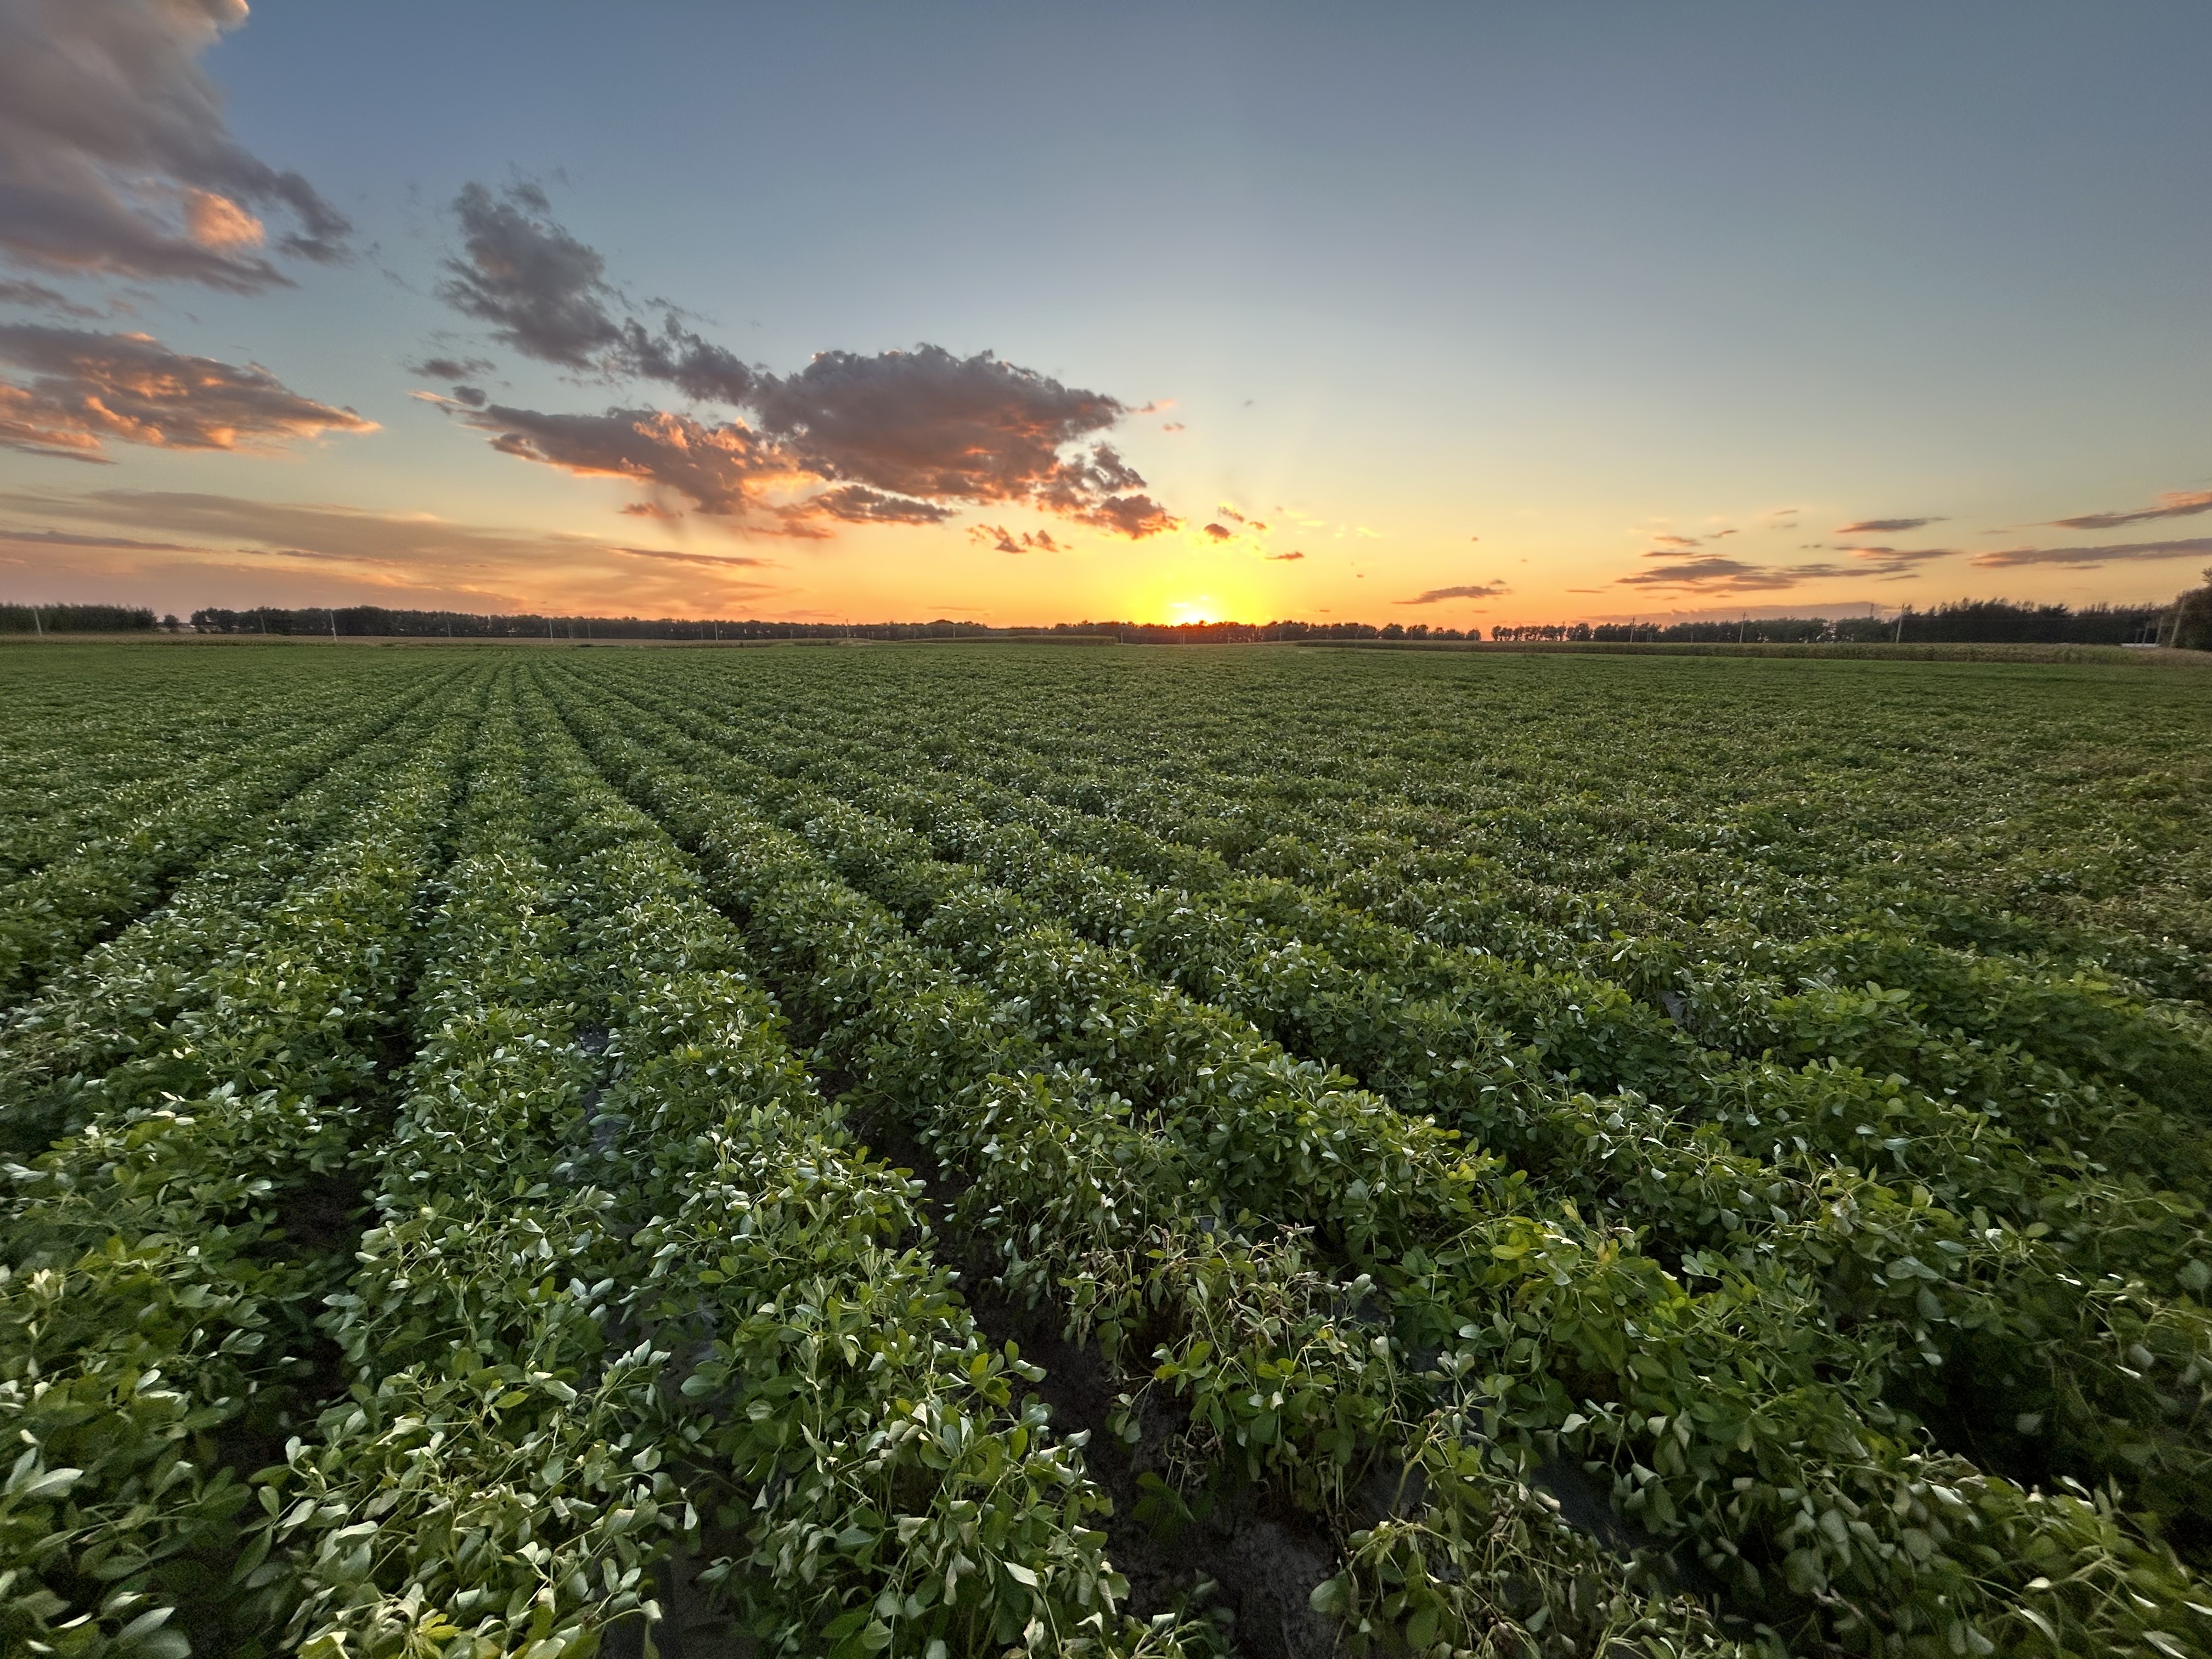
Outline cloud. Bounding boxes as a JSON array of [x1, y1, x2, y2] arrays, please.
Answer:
[[1837, 516, 1944, 533], [1834, 544, 1962, 574], [1620, 557, 1827, 592], [433, 186, 1178, 538], [1650, 533, 1700, 549], [406, 355, 495, 382], [437, 182, 630, 369], [1398, 582, 1508, 605], [0, 485, 789, 610], [1161, 421, 1184, 432], [0, 324, 375, 460], [610, 544, 773, 568], [2049, 490, 2212, 531], [0, 523, 211, 553], [0, 0, 348, 291], [967, 523, 1066, 554], [0, 278, 101, 318], [1202, 521, 1233, 541], [466, 403, 802, 521], [1972, 536, 2212, 569], [1266, 550, 1305, 561]]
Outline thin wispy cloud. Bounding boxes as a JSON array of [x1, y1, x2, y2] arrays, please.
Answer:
[[0, 324, 374, 460], [2048, 490, 2212, 531], [0, 0, 348, 291], [1398, 582, 1508, 604], [1620, 556, 1810, 592], [0, 485, 786, 609], [1972, 535, 2212, 568], [1837, 516, 1944, 533], [0, 278, 104, 319]]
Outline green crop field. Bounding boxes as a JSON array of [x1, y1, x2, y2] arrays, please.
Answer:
[[3, 640, 2209, 1659]]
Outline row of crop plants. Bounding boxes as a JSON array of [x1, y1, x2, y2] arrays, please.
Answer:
[[244, 668, 1197, 1659], [586, 665, 2212, 1558], [541, 661, 2212, 1657], [0, 660, 470, 1008], [0, 654, 443, 887], [535, 663, 1749, 1659], [636, 649, 2206, 1003], [586, 655, 2207, 1122], [633, 654, 2209, 1096], [0, 672, 487, 1656]]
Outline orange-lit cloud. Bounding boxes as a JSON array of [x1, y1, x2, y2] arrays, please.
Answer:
[[428, 185, 1180, 541], [0, 0, 348, 290], [0, 325, 374, 460]]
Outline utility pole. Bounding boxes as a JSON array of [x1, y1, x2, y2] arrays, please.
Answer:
[[1894, 606, 1908, 645], [329, 608, 337, 640], [30, 606, 42, 640]]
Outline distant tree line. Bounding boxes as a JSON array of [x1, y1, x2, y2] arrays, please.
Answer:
[[1492, 599, 2174, 647], [8, 588, 2207, 646], [186, 606, 997, 640], [0, 603, 160, 633]]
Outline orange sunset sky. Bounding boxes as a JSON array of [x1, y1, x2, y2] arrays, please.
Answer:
[[2, 3, 2208, 627]]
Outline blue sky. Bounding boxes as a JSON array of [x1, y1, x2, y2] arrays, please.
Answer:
[[2, 1, 2207, 624]]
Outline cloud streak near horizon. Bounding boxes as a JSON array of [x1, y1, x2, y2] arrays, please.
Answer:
[[1973, 535, 2212, 569], [0, 486, 786, 611], [1398, 582, 1508, 605], [424, 183, 1176, 539], [2048, 490, 2212, 531]]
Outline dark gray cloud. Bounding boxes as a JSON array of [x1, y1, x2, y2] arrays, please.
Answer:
[[0, 0, 348, 290], [0, 277, 101, 318], [1973, 535, 2212, 569], [435, 186, 1176, 538], [756, 347, 1133, 515], [405, 355, 495, 382], [467, 403, 794, 521], [2049, 490, 2212, 531], [0, 324, 374, 460], [1621, 543, 1961, 591], [1620, 557, 1829, 592], [1398, 582, 1508, 604], [1834, 544, 1961, 575], [1837, 516, 1944, 533], [807, 483, 953, 524], [437, 183, 628, 369], [967, 523, 1065, 553]]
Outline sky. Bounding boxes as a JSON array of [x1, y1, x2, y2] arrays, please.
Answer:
[[1, 1, 2208, 628]]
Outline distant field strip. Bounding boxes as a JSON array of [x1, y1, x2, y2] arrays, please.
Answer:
[[2, 640, 2208, 1659]]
